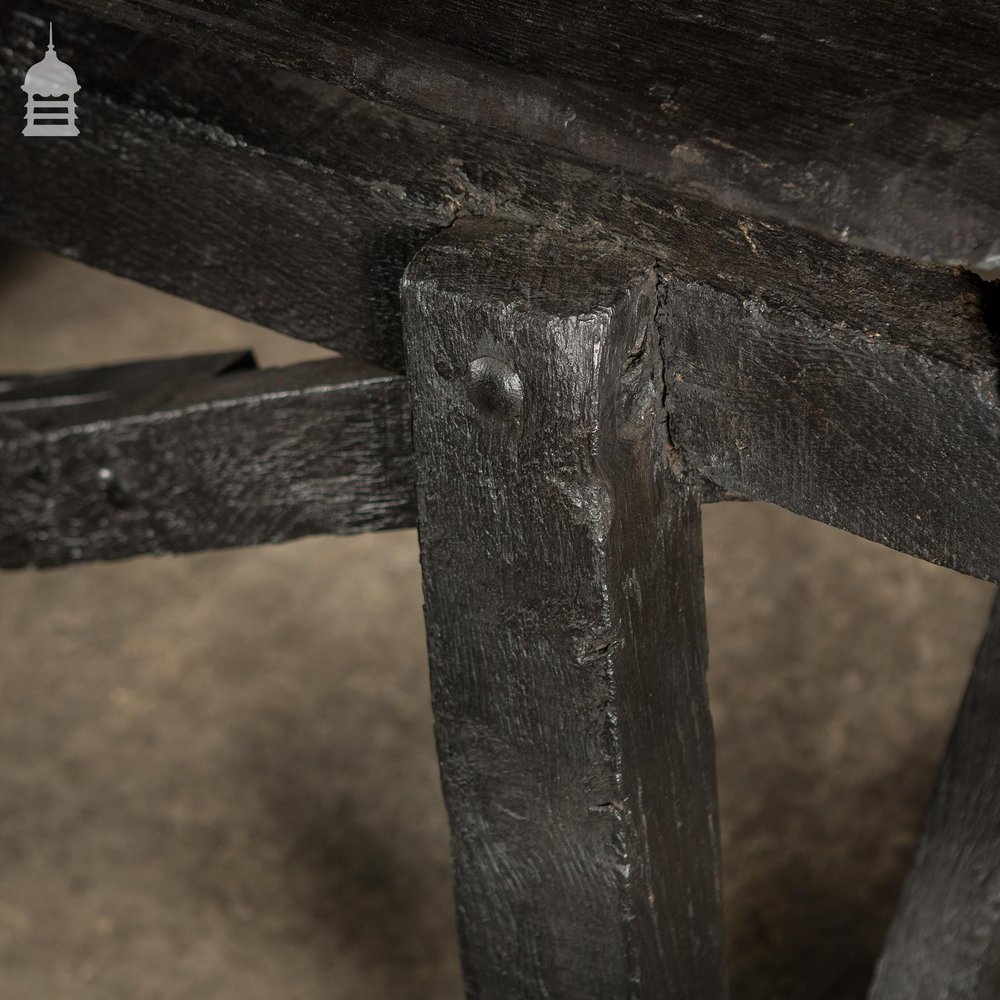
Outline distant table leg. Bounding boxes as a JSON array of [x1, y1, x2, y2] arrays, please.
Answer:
[[869, 594, 1000, 1000]]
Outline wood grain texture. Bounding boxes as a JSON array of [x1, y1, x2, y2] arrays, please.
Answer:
[[662, 278, 1000, 584], [868, 596, 1000, 999], [50, 0, 1000, 269], [5, 9, 997, 576], [1, 6, 454, 372], [0, 353, 415, 568], [402, 219, 726, 998], [3, 9, 995, 371]]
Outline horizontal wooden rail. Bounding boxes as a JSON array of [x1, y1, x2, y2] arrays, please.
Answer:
[[54, 0, 1000, 270], [663, 275, 1000, 584], [0, 352, 415, 568]]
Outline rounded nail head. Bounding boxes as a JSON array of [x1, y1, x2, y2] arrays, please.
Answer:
[[466, 356, 523, 420], [97, 466, 129, 506]]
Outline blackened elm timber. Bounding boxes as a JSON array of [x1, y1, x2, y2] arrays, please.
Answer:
[[0, 353, 415, 567], [402, 220, 726, 999], [53, 0, 1000, 268], [869, 596, 1000, 1000]]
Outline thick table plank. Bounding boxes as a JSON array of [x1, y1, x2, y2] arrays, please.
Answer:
[[0, 354, 415, 567], [2, 9, 994, 369], [54, 0, 1000, 270]]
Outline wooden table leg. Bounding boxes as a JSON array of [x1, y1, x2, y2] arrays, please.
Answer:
[[401, 219, 728, 999], [869, 594, 1000, 999]]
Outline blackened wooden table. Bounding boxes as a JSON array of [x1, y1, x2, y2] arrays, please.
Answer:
[[2, 2, 999, 997]]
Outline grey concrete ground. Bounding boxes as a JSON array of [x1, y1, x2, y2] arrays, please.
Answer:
[[0, 245, 994, 999]]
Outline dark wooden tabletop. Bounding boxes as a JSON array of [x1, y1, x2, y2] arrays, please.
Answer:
[[54, 0, 1000, 270]]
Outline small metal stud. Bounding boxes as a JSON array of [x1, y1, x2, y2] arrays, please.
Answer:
[[466, 356, 523, 420], [97, 466, 129, 506]]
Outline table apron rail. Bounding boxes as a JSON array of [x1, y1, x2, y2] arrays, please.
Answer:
[[0, 352, 416, 568]]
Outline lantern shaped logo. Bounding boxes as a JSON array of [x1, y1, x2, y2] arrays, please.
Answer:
[[22, 24, 80, 137]]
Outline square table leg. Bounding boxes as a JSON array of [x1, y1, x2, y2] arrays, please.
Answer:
[[401, 220, 728, 999]]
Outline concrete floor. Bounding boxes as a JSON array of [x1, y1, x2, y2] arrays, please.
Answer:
[[0, 244, 994, 999]]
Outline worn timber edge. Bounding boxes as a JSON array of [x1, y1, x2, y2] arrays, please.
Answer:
[[0, 352, 415, 568], [51, 0, 1000, 269]]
